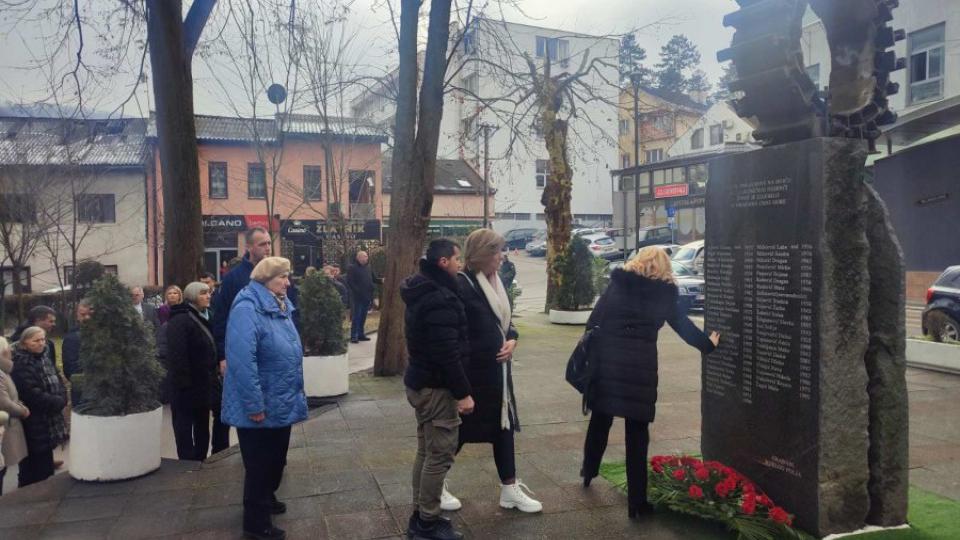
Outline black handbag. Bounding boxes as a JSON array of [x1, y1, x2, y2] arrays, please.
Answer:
[[565, 326, 600, 415]]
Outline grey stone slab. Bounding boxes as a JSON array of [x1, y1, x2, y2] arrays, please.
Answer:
[[121, 488, 196, 515], [0, 500, 59, 528], [193, 482, 244, 508], [51, 494, 128, 523], [65, 479, 138, 499], [323, 508, 399, 540], [0, 525, 44, 540], [108, 511, 191, 539], [279, 517, 328, 540], [184, 504, 243, 533], [3, 472, 74, 503], [39, 518, 116, 539]]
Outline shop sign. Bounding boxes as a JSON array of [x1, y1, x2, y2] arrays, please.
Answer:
[[654, 183, 689, 199], [202, 215, 246, 232], [281, 219, 381, 240]]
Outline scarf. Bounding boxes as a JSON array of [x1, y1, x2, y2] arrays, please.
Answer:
[[474, 271, 513, 429], [35, 352, 67, 448]]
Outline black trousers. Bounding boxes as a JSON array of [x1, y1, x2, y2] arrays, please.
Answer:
[[18, 448, 55, 488], [582, 412, 650, 508], [211, 403, 230, 454], [170, 391, 211, 461], [458, 429, 517, 482], [0, 466, 6, 495], [237, 426, 291, 531]]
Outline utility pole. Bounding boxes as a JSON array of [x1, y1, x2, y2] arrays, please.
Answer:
[[631, 73, 642, 252], [479, 122, 495, 228]]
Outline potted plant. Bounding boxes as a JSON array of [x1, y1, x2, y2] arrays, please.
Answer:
[[549, 237, 597, 324], [69, 274, 166, 481], [300, 272, 349, 397]]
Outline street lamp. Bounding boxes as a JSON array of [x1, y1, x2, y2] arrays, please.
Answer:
[[630, 72, 643, 252]]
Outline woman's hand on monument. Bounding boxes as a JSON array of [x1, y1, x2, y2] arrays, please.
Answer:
[[709, 331, 721, 347]]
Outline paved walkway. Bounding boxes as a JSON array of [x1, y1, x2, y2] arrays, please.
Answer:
[[1, 308, 957, 539]]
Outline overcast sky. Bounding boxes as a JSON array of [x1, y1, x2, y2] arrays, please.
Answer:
[[0, 0, 739, 118]]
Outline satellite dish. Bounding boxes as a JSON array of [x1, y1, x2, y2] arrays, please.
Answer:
[[267, 84, 287, 105]]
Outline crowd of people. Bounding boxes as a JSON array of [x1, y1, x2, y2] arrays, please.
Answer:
[[0, 225, 719, 540]]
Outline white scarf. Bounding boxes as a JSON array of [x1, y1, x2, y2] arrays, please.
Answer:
[[474, 271, 513, 429]]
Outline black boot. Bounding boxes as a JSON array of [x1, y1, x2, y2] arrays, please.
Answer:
[[579, 467, 595, 488], [628, 502, 655, 519], [407, 512, 464, 540]]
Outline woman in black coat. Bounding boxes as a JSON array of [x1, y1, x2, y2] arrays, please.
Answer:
[[450, 229, 542, 514], [166, 281, 218, 461], [11, 326, 67, 487], [580, 246, 719, 518]]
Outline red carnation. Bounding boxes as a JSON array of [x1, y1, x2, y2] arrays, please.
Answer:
[[758, 495, 773, 507], [652, 463, 663, 473], [672, 469, 686, 481], [688, 485, 704, 499], [770, 507, 792, 525], [681, 456, 700, 467], [715, 482, 731, 498], [723, 476, 739, 491], [742, 482, 756, 494], [741, 497, 757, 515], [694, 467, 710, 481]]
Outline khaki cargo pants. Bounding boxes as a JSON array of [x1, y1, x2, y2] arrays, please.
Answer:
[[406, 387, 461, 519]]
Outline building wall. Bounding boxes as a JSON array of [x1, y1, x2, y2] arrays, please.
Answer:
[[382, 192, 495, 221], [872, 133, 960, 303], [617, 88, 702, 168], [3, 168, 151, 292], [668, 102, 756, 157]]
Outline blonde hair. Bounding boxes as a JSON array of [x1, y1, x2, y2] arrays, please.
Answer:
[[623, 246, 675, 283], [164, 285, 183, 305], [463, 229, 505, 272], [0, 336, 9, 355]]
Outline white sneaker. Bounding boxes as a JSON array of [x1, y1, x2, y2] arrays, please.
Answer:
[[440, 481, 462, 511], [499, 480, 543, 513]]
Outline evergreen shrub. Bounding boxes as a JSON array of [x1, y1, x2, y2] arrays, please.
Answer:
[[554, 237, 596, 311], [300, 273, 348, 356]]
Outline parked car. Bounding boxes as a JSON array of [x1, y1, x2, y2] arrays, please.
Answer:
[[525, 229, 548, 256], [503, 228, 542, 250], [579, 233, 619, 258], [923, 265, 960, 342], [672, 240, 705, 274], [613, 225, 675, 252], [606, 259, 703, 312]]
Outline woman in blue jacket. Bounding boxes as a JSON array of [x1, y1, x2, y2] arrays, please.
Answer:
[[222, 257, 307, 540]]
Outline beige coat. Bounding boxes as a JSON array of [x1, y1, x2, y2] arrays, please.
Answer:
[[0, 369, 29, 468]]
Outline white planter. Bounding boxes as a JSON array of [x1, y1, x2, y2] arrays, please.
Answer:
[[549, 309, 592, 325], [906, 338, 960, 375], [303, 353, 349, 397], [69, 407, 163, 481]]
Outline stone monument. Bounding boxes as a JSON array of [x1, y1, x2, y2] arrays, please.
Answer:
[[703, 1, 909, 536]]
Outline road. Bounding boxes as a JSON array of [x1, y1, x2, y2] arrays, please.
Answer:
[[509, 250, 926, 337]]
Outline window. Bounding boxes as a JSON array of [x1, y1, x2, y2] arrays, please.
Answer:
[[653, 169, 666, 185], [208, 162, 228, 199], [637, 172, 650, 195], [909, 23, 945, 104], [621, 154, 631, 169], [63, 264, 118, 286], [619, 175, 635, 191], [248, 163, 266, 199], [1, 266, 30, 294], [462, 117, 478, 141], [709, 124, 724, 145], [691, 128, 704, 149], [303, 165, 322, 201], [76, 194, 116, 223], [0, 194, 36, 223], [535, 159, 551, 188], [645, 149, 663, 163], [652, 114, 673, 134], [463, 73, 479, 96], [805, 64, 821, 90], [618, 118, 630, 136], [495, 212, 531, 221], [535, 36, 570, 66]]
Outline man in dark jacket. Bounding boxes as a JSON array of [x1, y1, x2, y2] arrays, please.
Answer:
[[62, 299, 93, 406], [402, 239, 473, 540], [346, 251, 375, 343]]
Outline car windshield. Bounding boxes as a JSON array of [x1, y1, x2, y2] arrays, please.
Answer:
[[594, 237, 615, 246], [673, 246, 698, 261], [671, 261, 694, 276], [533, 230, 547, 240]]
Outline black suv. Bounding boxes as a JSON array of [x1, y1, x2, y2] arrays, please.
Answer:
[[503, 228, 542, 250], [923, 265, 960, 342]]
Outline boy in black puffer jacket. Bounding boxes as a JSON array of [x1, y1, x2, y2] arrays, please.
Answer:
[[401, 239, 473, 540]]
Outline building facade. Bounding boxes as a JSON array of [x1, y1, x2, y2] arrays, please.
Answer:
[[148, 114, 387, 278], [617, 86, 705, 169], [353, 19, 619, 233], [0, 117, 153, 293]]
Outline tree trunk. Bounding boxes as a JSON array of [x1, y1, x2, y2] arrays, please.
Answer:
[[540, 104, 573, 312], [146, 0, 212, 287], [373, 0, 452, 376]]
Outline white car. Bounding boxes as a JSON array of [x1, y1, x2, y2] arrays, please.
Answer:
[[672, 240, 705, 274], [579, 233, 618, 258]]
